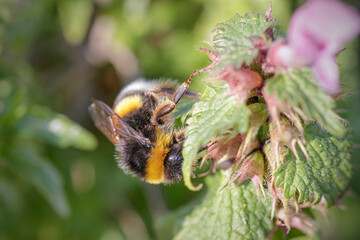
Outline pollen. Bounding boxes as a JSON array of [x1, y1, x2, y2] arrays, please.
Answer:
[[145, 128, 171, 184], [114, 95, 143, 117]]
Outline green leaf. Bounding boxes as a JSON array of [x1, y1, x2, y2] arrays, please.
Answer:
[[234, 103, 268, 162], [173, 98, 198, 128], [213, 12, 278, 69], [183, 84, 250, 190], [156, 198, 201, 240], [289, 236, 320, 240], [257, 123, 269, 143], [246, 103, 268, 143], [175, 171, 273, 240], [0, 177, 21, 212], [0, 85, 27, 125], [8, 145, 70, 217], [265, 68, 345, 136], [58, 0, 93, 45], [18, 105, 97, 150], [274, 122, 352, 206]]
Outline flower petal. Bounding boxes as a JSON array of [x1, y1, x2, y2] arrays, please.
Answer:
[[288, 0, 360, 56], [313, 53, 339, 94], [220, 67, 263, 100]]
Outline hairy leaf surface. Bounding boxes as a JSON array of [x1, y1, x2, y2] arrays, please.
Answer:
[[265, 68, 345, 136], [274, 122, 352, 205], [175, 172, 273, 240], [183, 84, 249, 190], [213, 12, 278, 69]]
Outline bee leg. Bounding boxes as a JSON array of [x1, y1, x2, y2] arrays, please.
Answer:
[[153, 101, 176, 125], [154, 69, 201, 125], [198, 141, 216, 152], [146, 92, 158, 110], [182, 90, 200, 99], [173, 69, 200, 104], [174, 130, 185, 143], [156, 87, 199, 99]]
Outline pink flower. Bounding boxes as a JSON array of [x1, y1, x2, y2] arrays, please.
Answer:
[[219, 67, 263, 100], [268, 0, 360, 94]]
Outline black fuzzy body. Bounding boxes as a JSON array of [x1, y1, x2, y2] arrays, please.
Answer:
[[115, 96, 156, 179]]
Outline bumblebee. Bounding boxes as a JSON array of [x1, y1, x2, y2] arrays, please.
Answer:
[[89, 77, 198, 184]]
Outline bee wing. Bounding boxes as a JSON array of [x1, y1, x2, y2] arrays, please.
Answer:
[[89, 99, 152, 147]]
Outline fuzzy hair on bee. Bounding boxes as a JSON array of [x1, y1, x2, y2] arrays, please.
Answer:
[[89, 77, 199, 184]]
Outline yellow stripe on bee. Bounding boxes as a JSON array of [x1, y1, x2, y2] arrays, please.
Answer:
[[114, 95, 143, 117], [145, 129, 172, 184]]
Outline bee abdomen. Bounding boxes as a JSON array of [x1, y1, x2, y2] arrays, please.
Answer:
[[116, 141, 149, 178]]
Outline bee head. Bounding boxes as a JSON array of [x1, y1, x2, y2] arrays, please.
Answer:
[[163, 142, 183, 183]]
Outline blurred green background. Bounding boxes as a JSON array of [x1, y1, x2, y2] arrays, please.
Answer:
[[0, 0, 359, 239]]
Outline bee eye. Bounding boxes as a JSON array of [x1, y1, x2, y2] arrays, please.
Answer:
[[176, 150, 183, 161], [167, 143, 183, 163], [178, 154, 183, 161], [164, 143, 183, 183]]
